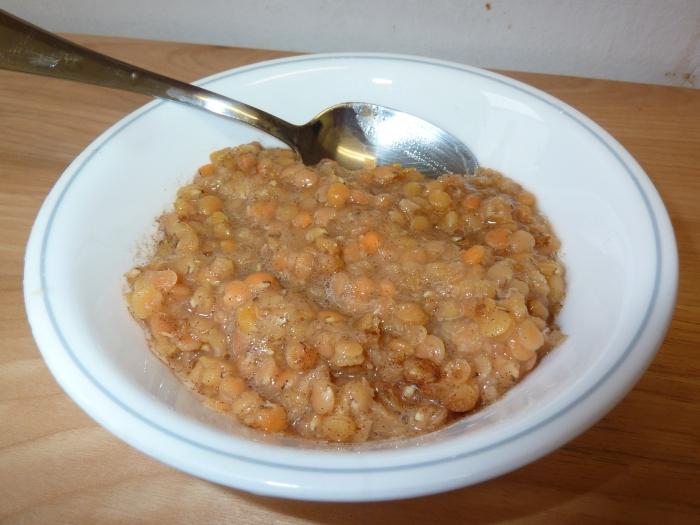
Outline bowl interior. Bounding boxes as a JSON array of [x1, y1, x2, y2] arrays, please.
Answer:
[[37, 56, 659, 458]]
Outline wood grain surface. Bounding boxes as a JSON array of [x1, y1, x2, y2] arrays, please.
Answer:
[[1, 35, 698, 524]]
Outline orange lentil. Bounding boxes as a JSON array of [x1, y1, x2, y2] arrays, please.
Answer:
[[360, 231, 382, 254], [198, 163, 216, 177], [244, 272, 279, 291], [462, 194, 481, 210], [461, 245, 485, 265], [484, 227, 511, 249]]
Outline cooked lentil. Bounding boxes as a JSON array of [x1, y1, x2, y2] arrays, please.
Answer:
[[126, 143, 565, 442]]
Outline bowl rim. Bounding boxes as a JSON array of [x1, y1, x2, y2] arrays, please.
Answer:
[[23, 51, 679, 499]]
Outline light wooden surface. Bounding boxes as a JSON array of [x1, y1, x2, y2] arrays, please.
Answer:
[[1, 35, 698, 524]]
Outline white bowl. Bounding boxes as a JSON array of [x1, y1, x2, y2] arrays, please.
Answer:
[[24, 53, 677, 501]]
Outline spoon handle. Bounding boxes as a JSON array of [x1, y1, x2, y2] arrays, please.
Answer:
[[0, 9, 299, 148]]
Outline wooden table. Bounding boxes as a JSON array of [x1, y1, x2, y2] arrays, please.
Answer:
[[1, 35, 698, 524]]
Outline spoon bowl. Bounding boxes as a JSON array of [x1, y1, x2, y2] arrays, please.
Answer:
[[300, 102, 478, 174], [0, 9, 478, 176]]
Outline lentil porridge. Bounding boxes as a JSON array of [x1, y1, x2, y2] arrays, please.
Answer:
[[126, 143, 565, 442]]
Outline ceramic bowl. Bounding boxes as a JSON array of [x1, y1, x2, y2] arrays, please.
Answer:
[[24, 53, 677, 501]]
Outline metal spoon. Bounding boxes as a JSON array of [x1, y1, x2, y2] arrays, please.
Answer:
[[0, 10, 478, 176]]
